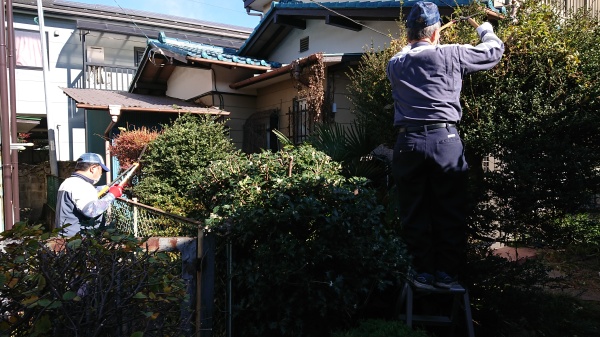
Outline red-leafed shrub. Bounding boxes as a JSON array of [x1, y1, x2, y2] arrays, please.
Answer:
[[109, 126, 160, 170]]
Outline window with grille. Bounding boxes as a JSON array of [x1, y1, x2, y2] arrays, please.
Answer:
[[290, 98, 312, 144], [300, 36, 309, 52]]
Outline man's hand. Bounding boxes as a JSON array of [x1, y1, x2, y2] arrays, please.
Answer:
[[109, 185, 123, 198]]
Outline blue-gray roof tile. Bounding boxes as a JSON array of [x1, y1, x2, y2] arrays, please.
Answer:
[[148, 34, 282, 68]]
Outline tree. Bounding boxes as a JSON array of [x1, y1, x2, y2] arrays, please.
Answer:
[[345, 0, 600, 245]]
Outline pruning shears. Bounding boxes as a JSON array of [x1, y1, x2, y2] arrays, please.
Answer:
[[440, 13, 481, 31]]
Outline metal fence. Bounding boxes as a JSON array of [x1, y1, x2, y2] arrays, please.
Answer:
[[106, 198, 202, 237]]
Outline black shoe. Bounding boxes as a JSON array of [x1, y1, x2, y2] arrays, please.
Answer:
[[434, 271, 459, 289], [410, 271, 436, 291]]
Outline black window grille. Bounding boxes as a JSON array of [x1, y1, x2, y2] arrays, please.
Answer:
[[289, 99, 312, 144]]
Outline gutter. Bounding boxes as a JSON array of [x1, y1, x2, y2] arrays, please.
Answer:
[[229, 53, 321, 90]]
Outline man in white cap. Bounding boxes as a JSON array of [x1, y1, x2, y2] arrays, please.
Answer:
[[387, 1, 504, 290], [55, 153, 123, 237]]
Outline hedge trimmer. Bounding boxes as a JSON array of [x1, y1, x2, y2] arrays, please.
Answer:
[[98, 144, 147, 197]]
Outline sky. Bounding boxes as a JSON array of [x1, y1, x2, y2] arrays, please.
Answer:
[[72, 0, 262, 29]]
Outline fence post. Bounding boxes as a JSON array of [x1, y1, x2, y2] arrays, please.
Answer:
[[197, 229, 215, 337], [180, 238, 197, 335]]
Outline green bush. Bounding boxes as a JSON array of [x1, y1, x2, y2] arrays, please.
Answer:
[[194, 143, 409, 337], [133, 113, 236, 225], [332, 319, 430, 337], [0, 224, 188, 337]]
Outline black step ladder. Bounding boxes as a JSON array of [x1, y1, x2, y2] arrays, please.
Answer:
[[397, 282, 475, 337]]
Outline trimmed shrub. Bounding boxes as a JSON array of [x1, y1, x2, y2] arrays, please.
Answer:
[[194, 143, 409, 337]]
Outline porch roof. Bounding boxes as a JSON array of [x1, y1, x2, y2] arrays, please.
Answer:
[[147, 34, 283, 70], [61, 88, 229, 115]]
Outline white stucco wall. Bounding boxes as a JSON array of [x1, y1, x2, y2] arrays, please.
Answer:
[[268, 20, 400, 63], [166, 67, 213, 100]]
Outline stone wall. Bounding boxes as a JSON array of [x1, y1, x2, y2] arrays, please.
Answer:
[[19, 161, 74, 224]]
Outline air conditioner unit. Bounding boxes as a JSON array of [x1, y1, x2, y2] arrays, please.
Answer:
[[87, 46, 104, 63]]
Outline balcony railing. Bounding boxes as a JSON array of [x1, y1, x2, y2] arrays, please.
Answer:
[[79, 62, 137, 91]]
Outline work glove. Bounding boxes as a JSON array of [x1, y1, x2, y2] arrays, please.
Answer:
[[109, 185, 123, 198]]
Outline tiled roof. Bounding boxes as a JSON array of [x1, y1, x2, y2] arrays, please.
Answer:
[[61, 88, 229, 115], [149, 34, 283, 69]]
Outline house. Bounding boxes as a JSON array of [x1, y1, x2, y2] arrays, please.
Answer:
[[125, 0, 499, 155], [5, 0, 255, 228]]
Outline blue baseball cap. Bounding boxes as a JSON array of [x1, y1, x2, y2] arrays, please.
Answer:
[[406, 1, 441, 28], [78, 153, 110, 172]]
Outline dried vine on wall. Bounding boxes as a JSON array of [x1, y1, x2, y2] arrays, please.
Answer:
[[290, 53, 325, 121]]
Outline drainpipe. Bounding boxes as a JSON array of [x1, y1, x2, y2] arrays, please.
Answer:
[[0, 0, 14, 229], [104, 105, 121, 184], [6, 0, 19, 223]]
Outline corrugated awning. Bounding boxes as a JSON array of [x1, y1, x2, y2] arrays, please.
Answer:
[[61, 88, 229, 115]]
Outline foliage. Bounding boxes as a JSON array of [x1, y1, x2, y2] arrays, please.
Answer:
[[109, 125, 159, 170], [192, 141, 409, 337], [466, 246, 600, 337], [133, 113, 236, 221], [307, 122, 389, 182], [543, 213, 600, 248], [459, 1, 600, 242], [331, 319, 430, 337], [291, 53, 326, 121], [346, 37, 404, 147], [346, 0, 600, 246], [0, 223, 189, 337]]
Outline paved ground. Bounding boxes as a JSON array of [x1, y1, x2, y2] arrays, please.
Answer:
[[492, 245, 600, 301]]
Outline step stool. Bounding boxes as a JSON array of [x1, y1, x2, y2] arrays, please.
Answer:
[[397, 282, 475, 337]]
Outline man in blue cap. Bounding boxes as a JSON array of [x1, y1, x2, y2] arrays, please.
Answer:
[[55, 153, 123, 237], [387, 1, 504, 290]]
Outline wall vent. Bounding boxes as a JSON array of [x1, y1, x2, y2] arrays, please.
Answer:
[[299, 36, 309, 52]]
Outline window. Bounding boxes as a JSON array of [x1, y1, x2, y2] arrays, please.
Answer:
[[290, 98, 311, 144], [15, 29, 43, 68], [299, 36, 309, 53], [134, 47, 145, 67]]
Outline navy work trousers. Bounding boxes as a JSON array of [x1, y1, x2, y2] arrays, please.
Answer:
[[392, 125, 468, 276]]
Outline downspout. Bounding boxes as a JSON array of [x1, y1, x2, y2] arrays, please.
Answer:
[[104, 105, 121, 184], [7, 0, 20, 222], [0, 0, 15, 229]]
